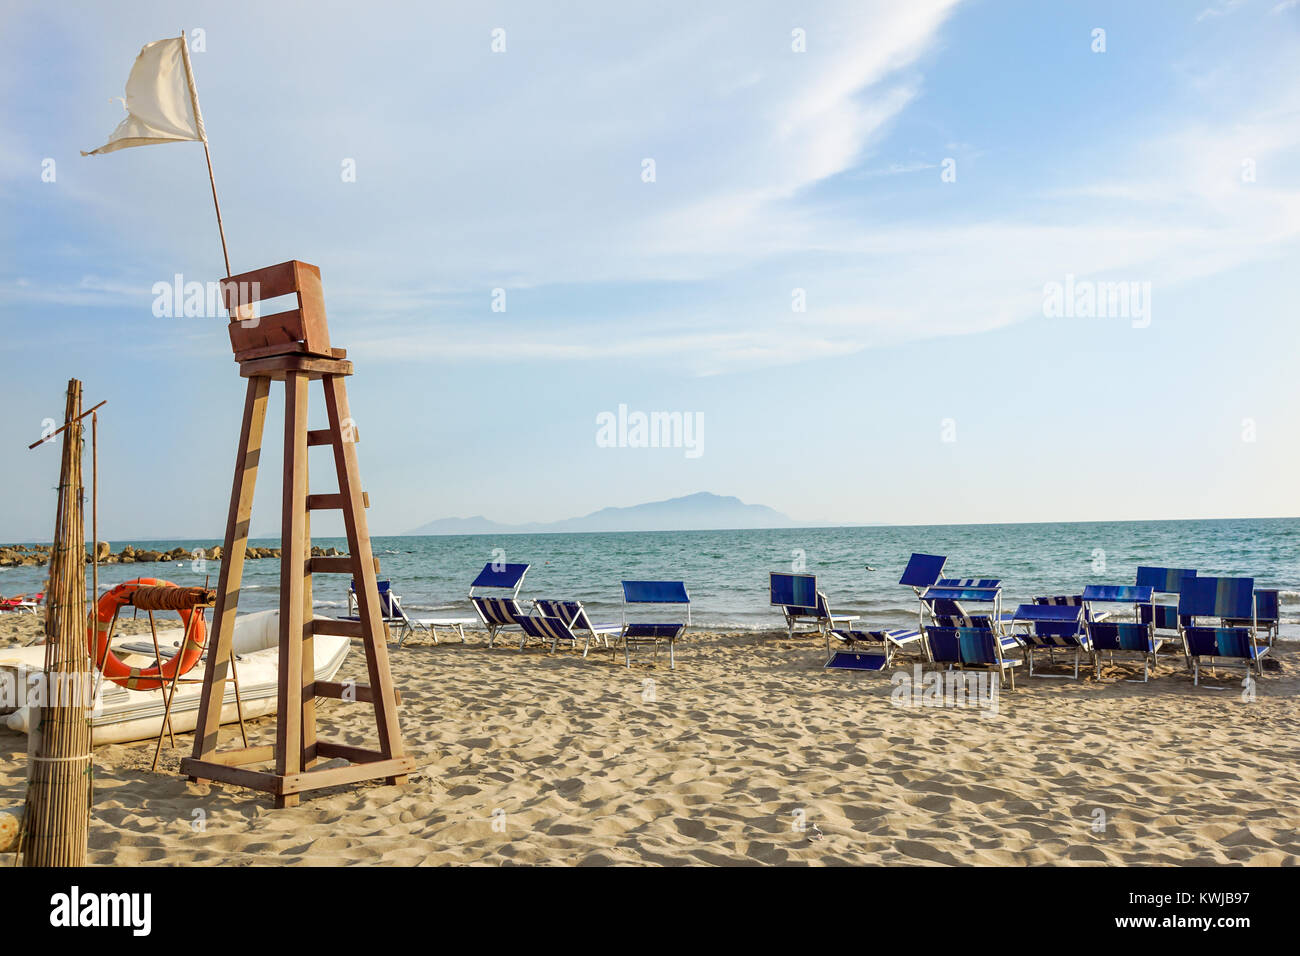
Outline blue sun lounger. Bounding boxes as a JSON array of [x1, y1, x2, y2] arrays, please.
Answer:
[[918, 583, 1017, 657], [1135, 566, 1196, 649], [1224, 588, 1280, 647], [769, 572, 858, 638], [1178, 576, 1269, 685], [1009, 602, 1090, 679], [468, 562, 531, 646], [1081, 584, 1159, 681], [824, 626, 924, 671], [924, 624, 1022, 689], [533, 599, 621, 656], [620, 580, 690, 669]]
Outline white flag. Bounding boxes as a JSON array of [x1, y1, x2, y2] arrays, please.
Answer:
[[82, 36, 206, 156]]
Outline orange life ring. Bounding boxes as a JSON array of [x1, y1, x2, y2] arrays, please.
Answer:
[[87, 578, 207, 691]]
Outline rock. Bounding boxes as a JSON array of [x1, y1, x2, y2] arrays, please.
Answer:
[[208, 546, 222, 560], [96, 541, 111, 560], [325, 546, 342, 556]]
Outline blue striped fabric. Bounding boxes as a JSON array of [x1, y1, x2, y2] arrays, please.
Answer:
[[1089, 622, 1155, 653], [622, 580, 690, 604], [921, 585, 999, 602], [1140, 604, 1186, 630], [517, 614, 575, 646], [1014, 603, 1084, 623], [1135, 566, 1196, 594], [1178, 576, 1256, 619], [770, 572, 818, 611], [471, 596, 525, 627], [1184, 626, 1259, 660], [927, 626, 1002, 666], [830, 627, 921, 649], [1082, 584, 1154, 603], [938, 577, 1001, 588]]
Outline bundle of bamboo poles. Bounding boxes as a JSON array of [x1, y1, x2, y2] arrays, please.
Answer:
[[19, 379, 93, 867]]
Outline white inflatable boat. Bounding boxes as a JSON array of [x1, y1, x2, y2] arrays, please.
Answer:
[[0, 609, 349, 746]]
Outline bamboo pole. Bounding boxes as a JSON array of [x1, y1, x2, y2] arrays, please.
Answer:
[[20, 379, 92, 867]]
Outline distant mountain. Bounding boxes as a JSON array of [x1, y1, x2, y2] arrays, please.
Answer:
[[409, 492, 799, 535]]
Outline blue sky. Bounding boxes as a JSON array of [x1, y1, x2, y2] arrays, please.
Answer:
[[1, 0, 1298, 540]]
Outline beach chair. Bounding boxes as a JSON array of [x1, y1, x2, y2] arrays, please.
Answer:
[[901, 552, 1011, 632], [1224, 588, 1279, 647], [619, 580, 690, 669], [768, 572, 858, 638], [924, 624, 1022, 689], [917, 581, 1015, 654], [1081, 584, 1160, 681], [533, 599, 621, 656], [1178, 576, 1269, 686], [0, 593, 42, 614], [1135, 566, 1196, 650], [1009, 602, 1090, 679], [824, 626, 924, 671], [339, 579, 418, 643], [468, 562, 531, 646]]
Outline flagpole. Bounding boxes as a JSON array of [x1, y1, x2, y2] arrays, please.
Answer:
[[179, 29, 231, 278]]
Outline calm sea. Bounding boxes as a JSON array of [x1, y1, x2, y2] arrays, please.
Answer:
[[4, 518, 1298, 637]]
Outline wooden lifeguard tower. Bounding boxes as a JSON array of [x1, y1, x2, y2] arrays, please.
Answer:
[[180, 260, 413, 807]]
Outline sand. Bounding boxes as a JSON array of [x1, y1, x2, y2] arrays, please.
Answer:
[[2, 610, 1298, 865]]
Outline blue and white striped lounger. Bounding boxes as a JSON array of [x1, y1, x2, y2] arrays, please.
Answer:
[[468, 562, 531, 646], [534, 599, 621, 657], [1010, 603, 1090, 679], [825, 626, 923, 671]]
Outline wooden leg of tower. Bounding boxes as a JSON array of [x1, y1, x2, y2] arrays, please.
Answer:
[[301, 443, 318, 771], [184, 375, 271, 777], [275, 371, 310, 808], [322, 374, 408, 783]]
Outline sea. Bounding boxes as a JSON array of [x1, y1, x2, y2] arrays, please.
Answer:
[[3, 518, 1298, 638]]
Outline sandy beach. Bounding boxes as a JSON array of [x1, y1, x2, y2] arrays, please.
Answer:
[[2, 611, 1298, 866]]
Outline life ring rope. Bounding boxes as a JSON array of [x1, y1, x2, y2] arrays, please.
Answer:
[[86, 578, 207, 692]]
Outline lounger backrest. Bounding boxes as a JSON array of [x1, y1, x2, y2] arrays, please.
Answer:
[[1081, 585, 1154, 604], [349, 578, 400, 618], [938, 577, 1000, 588], [536, 599, 601, 634], [927, 626, 1000, 666], [770, 572, 818, 612], [471, 595, 524, 628], [1088, 622, 1154, 653], [1183, 626, 1256, 660], [1225, 589, 1279, 626], [1139, 604, 1185, 630], [1136, 566, 1196, 594], [1178, 576, 1256, 621], [1256, 589, 1280, 623], [900, 553, 946, 588]]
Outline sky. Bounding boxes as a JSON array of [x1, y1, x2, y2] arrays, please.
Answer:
[[1, 0, 1298, 541]]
